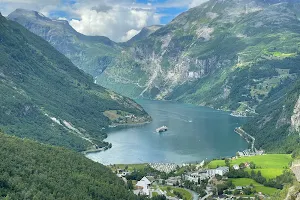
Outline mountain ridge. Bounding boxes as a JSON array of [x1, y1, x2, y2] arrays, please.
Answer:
[[0, 13, 150, 151], [0, 132, 147, 200], [8, 0, 300, 153], [8, 9, 119, 76]]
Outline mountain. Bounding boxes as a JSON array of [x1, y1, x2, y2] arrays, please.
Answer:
[[97, 0, 300, 113], [9, 2, 300, 114], [126, 25, 163, 45], [0, 132, 145, 200], [8, 0, 300, 153], [8, 9, 119, 77], [0, 13, 150, 152], [242, 78, 300, 153], [96, 0, 300, 153]]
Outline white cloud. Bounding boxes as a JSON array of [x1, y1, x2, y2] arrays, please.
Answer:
[[0, 0, 59, 16], [189, 0, 209, 8], [121, 29, 141, 42], [0, 0, 209, 42], [69, 4, 160, 42]]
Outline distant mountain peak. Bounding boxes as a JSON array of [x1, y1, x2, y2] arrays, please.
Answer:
[[8, 8, 118, 76], [10, 9, 50, 21], [126, 25, 163, 44]]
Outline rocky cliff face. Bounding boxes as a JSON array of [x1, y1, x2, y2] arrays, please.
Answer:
[[9, 1, 300, 115], [8, 1, 300, 153], [291, 96, 300, 132], [126, 25, 163, 44], [98, 0, 300, 115], [0, 13, 150, 151]]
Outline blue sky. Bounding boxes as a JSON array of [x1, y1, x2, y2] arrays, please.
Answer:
[[0, 0, 207, 41]]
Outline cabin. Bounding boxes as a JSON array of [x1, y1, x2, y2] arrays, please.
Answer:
[[135, 177, 151, 196]]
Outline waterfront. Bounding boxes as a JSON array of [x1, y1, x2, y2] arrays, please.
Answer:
[[87, 100, 248, 164]]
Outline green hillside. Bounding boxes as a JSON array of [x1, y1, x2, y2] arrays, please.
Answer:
[[0, 132, 145, 200], [243, 79, 300, 153], [208, 154, 292, 178], [8, 0, 300, 154], [8, 9, 119, 77], [0, 13, 150, 152], [96, 0, 300, 153], [97, 0, 300, 117]]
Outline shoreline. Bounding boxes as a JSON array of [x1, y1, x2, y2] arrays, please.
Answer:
[[84, 101, 251, 163], [234, 127, 256, 152], [109, 120, 152, 128], [83, 120, 152, 155], [136, 98, 255, 117]]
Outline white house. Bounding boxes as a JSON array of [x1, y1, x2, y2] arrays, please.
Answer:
[[207, 167, 229, 177], [135, 177, 151, 196], [186, 172, 208, 183], [215, 167, 229, 176], [233, 164, 240, 170]]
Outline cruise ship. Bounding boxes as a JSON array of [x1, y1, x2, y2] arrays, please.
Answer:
[[156, 126, 168, 133]]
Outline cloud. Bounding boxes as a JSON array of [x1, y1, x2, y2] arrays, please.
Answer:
[[91, 5, 112, 13], [189, 0, 209, 8], [121, 29, 141, 42], [0, 0, 59, 16], [0, 0, 209, 42], [69, 4, 160, 42]]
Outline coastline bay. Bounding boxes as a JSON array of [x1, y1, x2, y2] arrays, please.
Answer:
[[87, 100, 248, 165]]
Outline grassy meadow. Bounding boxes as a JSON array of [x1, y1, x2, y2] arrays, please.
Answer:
[[208, 154, 292, 179], [231, 178, 279, 196]]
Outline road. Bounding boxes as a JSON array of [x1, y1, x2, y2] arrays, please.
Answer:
[[236, 127, 256, 151]]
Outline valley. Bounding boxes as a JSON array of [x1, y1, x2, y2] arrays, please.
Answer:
[[8, 0, 300, 155], [86, 100, 248, 165], [1, 0, 300, 199], [0, 13, 150, 152]]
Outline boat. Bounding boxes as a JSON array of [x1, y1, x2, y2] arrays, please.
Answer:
[[156, 126, 168, 133]]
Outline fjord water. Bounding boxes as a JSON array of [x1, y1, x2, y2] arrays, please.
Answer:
[[87, 100, 248, 165]]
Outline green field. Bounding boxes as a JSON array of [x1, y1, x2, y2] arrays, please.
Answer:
[[245, 169, 284, 179], [152, 192, 159, 197], [208, 160, 226, 169], [108, 163, 148, 172], [208, 154, 291, 178], [160, 186, 192, 200], [231, 178, 279, 196]]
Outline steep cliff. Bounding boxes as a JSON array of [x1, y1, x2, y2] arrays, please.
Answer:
[[97, 0, 300, 115], [0, 13, 149, 151]]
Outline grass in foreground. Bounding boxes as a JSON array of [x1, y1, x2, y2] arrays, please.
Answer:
[[152, 192, 159, 197], [208, 154, 292, 178], [108, 163, 148, 172], [231, 178, 279, 196]]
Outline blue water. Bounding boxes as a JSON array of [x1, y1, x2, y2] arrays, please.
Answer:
[[87, 100, 248, 164]]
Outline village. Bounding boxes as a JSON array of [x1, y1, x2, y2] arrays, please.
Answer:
[[108, 149, 279, 200]]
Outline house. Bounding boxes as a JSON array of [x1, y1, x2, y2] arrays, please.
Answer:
[[186, 171, 208, 182], [215, 167, 229, 176], [135, 177, 151, 196], [207, 169, 217, 178], [236, 186, 243, 190], [244, 162, 250, 168], [146, 176, 155, 184], [207, 167, 229, 177], [233, 164, 240, 170], [166, 176, 181, 186], [117, 171, 130, 178]]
